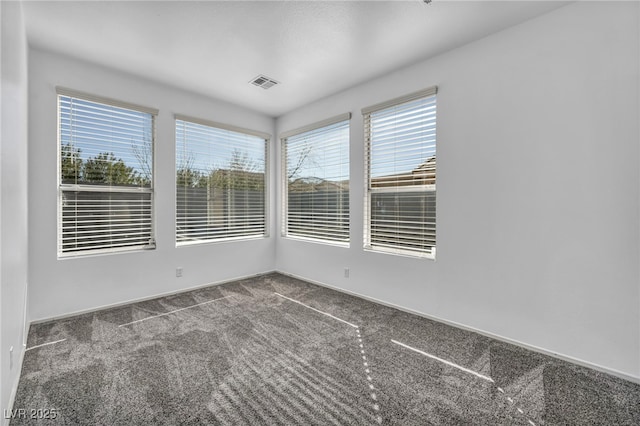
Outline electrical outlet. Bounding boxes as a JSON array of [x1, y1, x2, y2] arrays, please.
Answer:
[[344, 267, 350, 278], [176, 267, 183, 278], [9, 346, 14, 370]]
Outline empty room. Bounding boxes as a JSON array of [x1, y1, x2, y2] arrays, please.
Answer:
[[1, 0, 639, 424]]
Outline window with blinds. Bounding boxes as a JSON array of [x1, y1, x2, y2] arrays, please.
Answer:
[[57, 89, 157, 256], [281, 113, 350, 244], [363, 87, 437, 258], [176, 116, 268, 245]]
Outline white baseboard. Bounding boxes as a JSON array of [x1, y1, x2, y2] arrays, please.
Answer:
[[276, 270, 640, 385], [4, 330, 28, 426], [4, 282, 30, 426]]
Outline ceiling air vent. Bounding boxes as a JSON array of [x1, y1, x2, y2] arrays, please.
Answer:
[[250, 75, 279, 90]]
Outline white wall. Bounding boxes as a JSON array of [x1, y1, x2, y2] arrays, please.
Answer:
[[1, 0, 30, 419], [276, 1, 640, 379], [28, 49, 277, 321]]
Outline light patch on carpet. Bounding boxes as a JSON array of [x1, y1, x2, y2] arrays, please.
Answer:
[[391, 339, 494, 383], [356, 327, 383, 424], [274, 292, 358, 328], [391, 339, 537, 425], [274, 292, 383, 423], [118, 295, 231, 327], [26, 338, 67, 351]]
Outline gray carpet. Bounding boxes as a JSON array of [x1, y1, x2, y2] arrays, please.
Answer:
[[10, 273, 640, 425]]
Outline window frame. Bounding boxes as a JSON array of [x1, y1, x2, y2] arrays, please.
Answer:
[[56, 87, 158, 258], [362, 86, 437, 259], [281, 113, 351, 246], [175, 114, 270, 246]]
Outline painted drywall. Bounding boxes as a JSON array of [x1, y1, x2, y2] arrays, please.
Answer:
[[28, 49, 277, 321], [1, 0, 30, 420], [276, 1, 640, 378]]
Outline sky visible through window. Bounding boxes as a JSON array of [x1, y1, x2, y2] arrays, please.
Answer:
[[59, 96, 152, 186], [175, 119, 265, 181], [60, 96, 434, 188], [286, 120, 349, 184], [369, 96, 436, 179]]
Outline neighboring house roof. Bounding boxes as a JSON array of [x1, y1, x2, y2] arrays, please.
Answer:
[[287, 156, 436, 191], [371, 156, 436, 188], [289, 177, 349, 192]]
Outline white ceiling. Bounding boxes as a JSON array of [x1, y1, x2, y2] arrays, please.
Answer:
[[22, 0, 570, 117]]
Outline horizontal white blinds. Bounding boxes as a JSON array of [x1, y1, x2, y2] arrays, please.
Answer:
[[174, 114, 270, 140], [57, 87, 159, 116], [176, 118, 267, 244], [364, 90, 437, 257], [58, 94, 155, 256], [361, 86, 437, 115], [283, 116, 350, 243], [60, 191, 153, 253]]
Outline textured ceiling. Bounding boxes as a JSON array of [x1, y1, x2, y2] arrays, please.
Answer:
[[22, 1, 570, 117]]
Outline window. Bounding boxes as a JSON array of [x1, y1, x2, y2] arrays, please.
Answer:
[[363, 87, 437, 258], [281, 114, 350, 244], [57, 88, 157, 256], [176, 115, 269, 244]]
